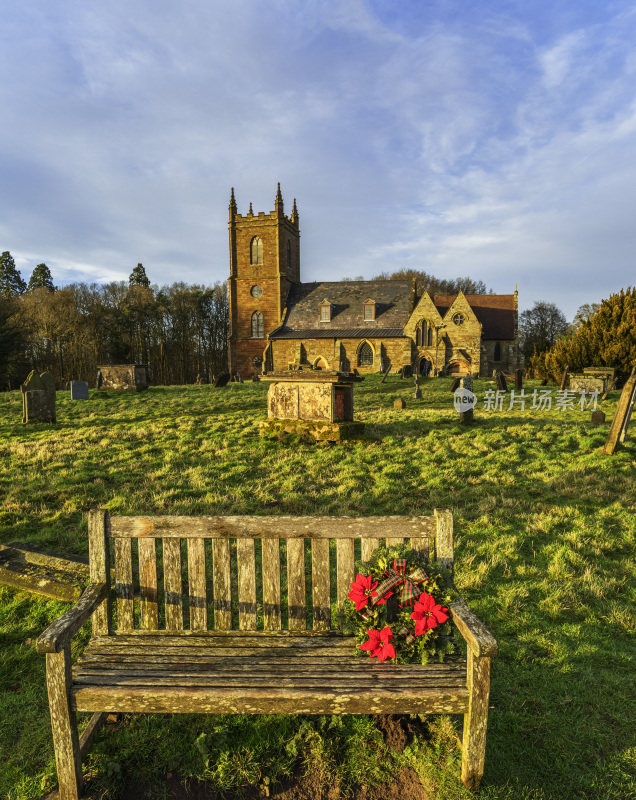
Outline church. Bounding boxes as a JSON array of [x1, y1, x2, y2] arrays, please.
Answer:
[[228, 185, 523, 379]]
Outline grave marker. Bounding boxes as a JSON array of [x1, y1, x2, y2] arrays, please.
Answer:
[[70, 381, 89, 400], [414, 374, 422, 400], [21, 370, 56, 423], [515, 369, 523, 390], [213, 372, 230, 388], [591, 410, 606, 425], [394, 397, 406, 410], [603, 368, 636, 455]]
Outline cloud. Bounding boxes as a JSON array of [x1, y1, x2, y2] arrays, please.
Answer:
[[1, 2, 635, 320]]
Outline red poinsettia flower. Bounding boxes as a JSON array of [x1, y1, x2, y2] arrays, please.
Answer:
[[410, 593, 449, 635], [360, 626, 396, 661], [348, 573, 380, 611]]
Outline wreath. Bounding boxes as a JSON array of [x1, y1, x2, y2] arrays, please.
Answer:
[[342, 544, 457, 664]]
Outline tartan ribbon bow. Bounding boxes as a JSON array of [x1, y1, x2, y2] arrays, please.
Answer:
[[373, 559, 427, 607], [397, 625, 416, 645]]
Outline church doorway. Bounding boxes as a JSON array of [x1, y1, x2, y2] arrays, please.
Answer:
[[419, 358, 432, 376], [448, 360, 469, 376]]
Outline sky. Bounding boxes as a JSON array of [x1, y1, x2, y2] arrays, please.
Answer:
[[1, 1, 635, 320]]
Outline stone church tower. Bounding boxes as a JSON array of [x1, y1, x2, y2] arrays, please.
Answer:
[[227, 184, 300, 377]]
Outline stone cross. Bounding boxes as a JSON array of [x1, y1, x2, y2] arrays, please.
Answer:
[[414, 374, 422, 400]]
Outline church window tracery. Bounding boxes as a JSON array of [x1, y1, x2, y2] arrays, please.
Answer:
[[251, 311, 264, 338]]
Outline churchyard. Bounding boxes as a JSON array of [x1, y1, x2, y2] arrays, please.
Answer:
[[0, 375, 634, 800]]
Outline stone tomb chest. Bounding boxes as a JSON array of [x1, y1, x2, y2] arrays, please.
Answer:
[[97, 364, 148, 392], [260, 370, 364, 441]]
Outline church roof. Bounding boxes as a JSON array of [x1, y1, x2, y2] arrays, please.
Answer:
[[281, 280, 413, 331], [433, 294, 516, 340], [275, 282, 516, 341]]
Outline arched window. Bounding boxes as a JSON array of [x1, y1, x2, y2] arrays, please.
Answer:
[[286, 240, 292, 271], [250, 236, 263, 265], [358, 342, 373, 367], [493, 342, 501, 361], [427, 326, 433, 346], [251, 311, 264, 338]]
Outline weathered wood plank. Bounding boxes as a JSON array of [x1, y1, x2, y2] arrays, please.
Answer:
[[286, 538, 306, 631], [46, 648, 83, 799], [336, 539, 355, 613], [212, 539, 232, 630], [187, 539, 207, 631], [138, 538, 158, 630], [88, 509, 110, 636], [434, 508, 454, 570], [385, 537, 404, 549], [111, 516, 436, 540], [461, 651, 491, 791], [73, 685, 468, 716], [114, 538, 134, 632], [261, 538, 281, 630], [0, 561, 83, 602], [409, 536, 431, 560], [163, 539, 183, 631], [311, 538, 330, 631], [360, 538, 378, 562], [79, 712, 106, 760], [237, 538, 257, 631], [36, 583, 108, 654], [450, 599, 498, 658], [73, 672, 468, 688]]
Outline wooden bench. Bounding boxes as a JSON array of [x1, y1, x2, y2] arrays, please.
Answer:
[[37, 508, 497, 799]]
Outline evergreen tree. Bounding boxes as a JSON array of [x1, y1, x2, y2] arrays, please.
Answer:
[[28, 263, 55, 291], [531, 288, 636, 381], [0, 298, 27, 389], [129, 263, 150, 288], [0, 251, 27, 299]]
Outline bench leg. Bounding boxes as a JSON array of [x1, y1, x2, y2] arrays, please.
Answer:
[[46, 649, 83, 800], [461, 650, 491, 791]]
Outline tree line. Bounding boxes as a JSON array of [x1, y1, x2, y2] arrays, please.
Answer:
[[0, 253, 229, 390]]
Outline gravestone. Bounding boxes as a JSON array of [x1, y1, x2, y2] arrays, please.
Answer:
[[541, 378, 548, 386], [214, 372, 230, 388], [458, 375, 475, 424], [70, 380, 89, 400], [414, 374, 422, 400], [515, 369, 523, 390], [21, 370, 56, 423], [380, 364, 391, 384], [394, 398, 406, 410], [450, 377, 461, 392], [603, 368, 636, 455], [591, 410, 606, 425], [495, 371, 508, 392]]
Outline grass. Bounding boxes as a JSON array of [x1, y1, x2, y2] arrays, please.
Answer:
[[0, 375, 635, 799]]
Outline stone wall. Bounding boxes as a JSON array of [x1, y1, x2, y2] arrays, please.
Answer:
[[271, 337, 410, 374], [97, 365, 148, 392]]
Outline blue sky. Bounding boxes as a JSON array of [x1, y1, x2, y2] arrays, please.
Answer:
[[1, 1, 635, 319]]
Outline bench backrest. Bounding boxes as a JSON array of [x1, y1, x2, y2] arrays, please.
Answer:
[[87, 509, 453, 635]]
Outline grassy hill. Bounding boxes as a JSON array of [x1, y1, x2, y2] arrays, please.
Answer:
[[0, 376, 634, 799]]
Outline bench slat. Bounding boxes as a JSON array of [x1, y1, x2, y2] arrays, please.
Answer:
[[110, 516, 436, 540], [163, 539, 183, 631], [237, 539, 257, 630], [114, 538, 134, 632], [287, 539, 306, 631], [386, 537, 404, 549], [138, 538, 158, 630], [311, 539, 330, 631], [187, 539, 207, 631], [212, 539, 232, 630], [336, 539, 355, 612], [74, 684, 468, 715], [261, 539, 281, 630], [360, 538, 378, 562]]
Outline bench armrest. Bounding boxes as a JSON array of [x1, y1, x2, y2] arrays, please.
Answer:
[[450, 598, 498, 658], [36, 582, 108, 654]]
